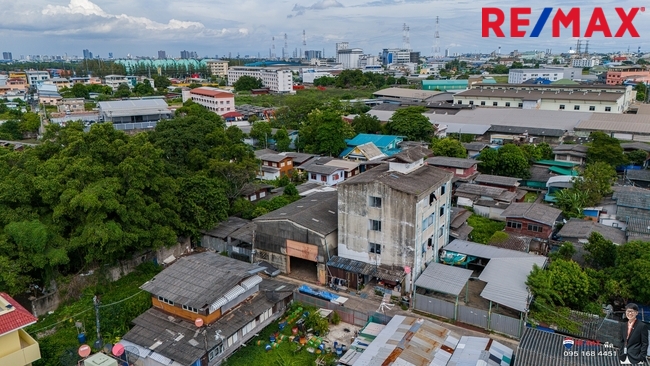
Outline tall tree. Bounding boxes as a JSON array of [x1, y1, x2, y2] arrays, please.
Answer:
[[430, 138, 467, 158], [249, 121, 272, 148], [573, 162, 617, 206], [274, 128, 292, 152], [351, 113, 381, 134], [496, 144, 531, 179], [298, 109, 354, 156], [586, 132, 628, 167], [114, 83, 132, 98], [385, 106, 434, 141], [584, 232, 617, 269], [233, 75, 263, 92]]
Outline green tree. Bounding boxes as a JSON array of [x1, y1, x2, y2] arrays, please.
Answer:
[[430, 137, 467, 158], [70, 83, 90, 99], [550, 242, 576, 261], [476, 148, 499, 174], [495, 144, 530, 179], [0, 120, 23, 140], [586, 131, 628, 167], [528, 259, 590, 308], [385, 106, 434, 141], [634, 82, 646, 101], [233, 75, 263, 92], [133, 79, 155, 96], [536, 142, 554, 160], [584, 232, 617, 269], [351, 113, 381, 134], [298, 109, 354, 156], [626, 149, 649, 166], [153, 75, 172, 91], [573, 162, 617, 206], [19, 112, 41, 133], [520, 144, 542, 162], [283, 183, 299, 197], [114, 83, 132, 98], [249, 121, 272, 148], [274, 128, 292, 152], [553, 189, 588, 218], [176, 175, 228, 240]]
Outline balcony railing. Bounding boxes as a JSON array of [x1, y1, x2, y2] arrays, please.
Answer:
[[0, 329, 41, 366]]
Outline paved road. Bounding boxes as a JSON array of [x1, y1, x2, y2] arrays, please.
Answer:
[[277, 274, 521, 351]]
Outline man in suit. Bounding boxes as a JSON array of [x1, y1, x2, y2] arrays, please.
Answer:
[[620, 303, 649, 364]]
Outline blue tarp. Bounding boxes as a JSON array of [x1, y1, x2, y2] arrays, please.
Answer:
[[440, 251, 476, 266], [298, 284, 339, 301]]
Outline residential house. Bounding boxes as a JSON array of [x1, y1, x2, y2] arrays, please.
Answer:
[[121, 252, 295, 366], [463, 142, 489, 158], [336, 147, 454, 294], [454, 183, 517, 221], [449, 207, 473, 241], [240, 182, 274, 202], [501, 203, 562, 240], [487, 233, 544, 254], [557, 218, 627, 263], [253, 191, 338, 284], [201, 216, 251, 253], [257, 154, 293, 180], [340, 134, 404, 158], [339, 142, 386, 162], [613, 189, 650, 221], [624, 169, 650, 188], [104, 75, 129, 91], [0, 293, 41, 366], [545, 175, 579, 202], [621, 142, 650, 153], [553, 144, 588, 165], [626, 217, 650, 242], [520, 165, 557, 189], [6, 78, 28, 91], [44, 77, 71, 90], [425, 156, 480, 182], [277, 152, 317, 167], [300, 157, 360, 186], [487, 125, 565, 144], [473, 174, 521, 192], [57, 98, 85, 113]]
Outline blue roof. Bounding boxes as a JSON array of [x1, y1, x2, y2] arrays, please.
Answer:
[[339, 147, 354, 158], [345, 134, 403, 149]]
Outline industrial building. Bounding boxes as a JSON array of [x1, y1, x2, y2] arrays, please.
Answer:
[[205, 59, 229, 77], [508, 67, 582, 84], [97, 99, 172, 129]]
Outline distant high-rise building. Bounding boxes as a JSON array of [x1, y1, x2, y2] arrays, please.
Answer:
[[158, 50, 166, 59], [304, 50, 322, 60], [2, 52, 12, 60], [83, 49, 92, 59], [444, 49, 450, 57], [180, 50, 190, 59], [108, 52, 113, 59], [190, 51, 198, 59]]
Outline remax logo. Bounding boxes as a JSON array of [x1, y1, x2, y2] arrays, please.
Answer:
[[482, 7, 644, 37]]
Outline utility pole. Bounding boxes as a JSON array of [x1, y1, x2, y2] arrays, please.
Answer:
[[93, 295, 103, 350]]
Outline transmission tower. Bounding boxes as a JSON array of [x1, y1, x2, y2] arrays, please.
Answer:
[[302, 30, 307, 46], [406, 25, 411, 51], [272, 36, 275, 59], [283, 33, 288, 60], [575, 39, 582, 56], [584, 40, 589, 57], [434, 16, 441, 58]]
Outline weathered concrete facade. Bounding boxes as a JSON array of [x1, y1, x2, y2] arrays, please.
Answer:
[[337, 149, 453, 293]]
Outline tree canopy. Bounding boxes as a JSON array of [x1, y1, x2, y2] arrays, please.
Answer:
[[477, 144, 530, 179], [233, 75, 263, 92], [385, 106, 434, 141], [351, 113, 382, 134], [430, 138, 466, 158], [586, 132, 628, 167]]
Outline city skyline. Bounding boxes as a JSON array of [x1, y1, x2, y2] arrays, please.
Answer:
[[3, 0, 650, 59]]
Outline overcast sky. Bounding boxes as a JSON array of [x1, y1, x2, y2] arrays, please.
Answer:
[[2, 0, 650, 59]]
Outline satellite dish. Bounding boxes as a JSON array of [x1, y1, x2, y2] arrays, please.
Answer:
[[195, 318, 204, 328], [112, 343, 125, 357], [78, 344, 91, 358]]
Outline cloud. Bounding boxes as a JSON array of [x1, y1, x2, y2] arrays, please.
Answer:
[[290, 0, 344, 17], [42, 0, 204, 31]]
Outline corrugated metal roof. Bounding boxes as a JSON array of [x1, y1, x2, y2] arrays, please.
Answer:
[[577, 119, 650, 134], [222, 285, 245, 302], [327, 256, 376, 276], [447, 336, 513, 366], [414, 262, 472, 296], [240, 275, 262, 290], [346, 133, 404, 149], [444, 239, 536, 259], [516, 327, 620, 366], [479, 257, 546, 312]]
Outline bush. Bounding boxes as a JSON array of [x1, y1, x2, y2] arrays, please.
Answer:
[[331, 311, 341, 325], [467, 215, 506, 244]]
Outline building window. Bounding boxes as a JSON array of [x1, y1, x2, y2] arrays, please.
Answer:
[[439, 205, 445, 217], [227, 333, 239, 347], [182, 305, 199, 313], [157, 296, 174, 306], [559, 105, 565, 110], [369, 196, 382, 208], [505, 102, 510, 107], [369, 220, 382, 231], [438, 226, 444, 237], [493, 102, 498, 106], [480, 101, 486, 106], [429, 192, 437, 205], [321, 175, 327, 182], [527, 223, 543, 232], [310, 173, 316, 180], [605, 106, 611, 112], [441, 183, 446, 196], [574, 105, 580, 110], [208, 344, 224, 361], [469, 101, 474, 105], [369, 242, 381, 254], [506, 221, 522, 229], [518, 103, 523, 107], [589, 106, 595, 111], [457, 100, 463, 105]]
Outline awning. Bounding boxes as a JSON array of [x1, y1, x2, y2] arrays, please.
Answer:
[[374, 267, 406, 283], [327, 256, 376, 276]]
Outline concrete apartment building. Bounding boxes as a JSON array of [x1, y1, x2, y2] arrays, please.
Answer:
[[337, 147, 454, 294], [25, 70, 50, 85], [182, 86, 235, 115], [205, 59, 229, 77], [606, 65, 650, 85], [227, 67, 294, 93], [454, 83, 634, 113], [508, 67, 582, 84], [104, 75, 129, 91], [572, 58, 600, 68]]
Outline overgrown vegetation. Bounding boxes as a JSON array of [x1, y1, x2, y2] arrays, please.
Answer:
[[466, 215, 506, 244], [28, 262, 161, 366]]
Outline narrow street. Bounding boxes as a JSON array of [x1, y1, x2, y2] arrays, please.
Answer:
[[276, 274, 521, 351]]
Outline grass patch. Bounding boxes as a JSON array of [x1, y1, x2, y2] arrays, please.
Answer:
[[223, 302, 337, 366], [235, 88, 377, 107], [524, 192, 538, 203], [467, 214, 506, 244], [492, 76, 508, 83], [27, 262, 161, 366]]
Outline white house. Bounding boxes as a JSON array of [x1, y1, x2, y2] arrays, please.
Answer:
[[182, 87, 235, 116]]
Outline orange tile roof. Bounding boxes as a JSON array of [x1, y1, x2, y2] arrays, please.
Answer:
[[0, 293, 38, 336], [190, 87, 233, 98]]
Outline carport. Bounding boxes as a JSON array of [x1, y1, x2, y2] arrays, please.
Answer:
[[414, 262, 473, 320]]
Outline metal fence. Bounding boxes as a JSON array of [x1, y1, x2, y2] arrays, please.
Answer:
[[293, 291, 390, 327], [414, 293, 523, 339], [458, 304, 489, 329], [414, 293, 455, 320]]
